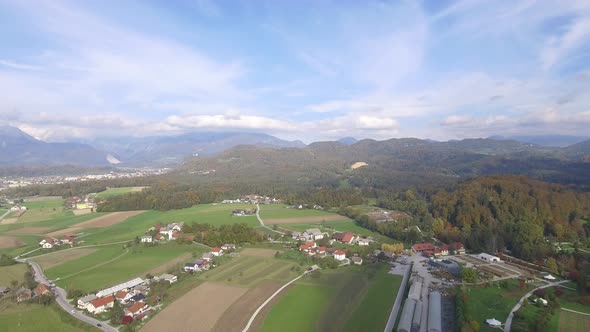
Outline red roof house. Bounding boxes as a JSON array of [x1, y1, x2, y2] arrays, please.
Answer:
[[341, 232, 355, 243]]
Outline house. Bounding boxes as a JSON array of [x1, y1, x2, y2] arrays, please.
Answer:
[[434, 245, 449, 257], [115, 290, 132, 304], [34, 283, 52, 296], [61, 234, 76, 245], [486, 319, 502, 328], [478, 253, 500, 262], [317, 247, 326, 255], [159, 222, 184, 240], [154, 234, 165, 241], [334, 250, 346, 261], [184, 262, 200, 272], [125, 301, 148, 317], [202, 253, 214, 261], [16, 288, 32, 303], [77, 294, 98, 309], [140, 235, 153, 243], [299, 241, 317, 253], [95, 277, 145, 297], [357, 238, 370, 246], [211, 247, 224, 256], [129, 293, 146, 303], [451, 242, 466, 254], [157, 274, 178, 284], [411, 242, 435, 254], [333, 232, 355, 244], [147, 295, 161, 306], [39, 237, 60, 249], [171, 231, 181, 240], [351, 256, 363, 265], [196, 259, 210, 271], [221, 244, 236, 251], [305, 228, 325, 240], [87, 296, 115, 314], [132, 285, 149, 295]]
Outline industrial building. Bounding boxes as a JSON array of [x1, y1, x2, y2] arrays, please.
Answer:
[[412, 300, 422, 330], [95, 277, 144, 297], [428, 291, 442, 332], [397, 298, 417, 332], [478, 253, 501, 262], [408, 278, 422, 301]]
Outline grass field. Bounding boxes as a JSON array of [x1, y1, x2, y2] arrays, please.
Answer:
[[94, 186, 146, 199], [0, 263, 27, 286], [260, 264, 401, 332], [555, 309, 590, 331], [0, 208, 7, 215], [259, 204, 342, 219], [280, 219, 394, 243], [463, 279, 529, 332], [47, 243, 199, 292], [19, 199, 66, 223], [0, 302, 98, 332]]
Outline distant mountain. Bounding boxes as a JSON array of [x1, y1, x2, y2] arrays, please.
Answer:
[[85, 131, 306, 166], [0, 126, 115, 167], [337, 137, 358, 145], [563, 139, 590, 159], [489, 135, 590, 147]]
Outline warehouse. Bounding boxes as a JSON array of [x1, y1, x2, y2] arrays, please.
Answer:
[[412, 300, 422, 330], [428, 291, 442, 332], [478, 253, 501, 262], [397, 298, 417, 332], [408, 278, 422, 301], [95, 277, 144, 297]]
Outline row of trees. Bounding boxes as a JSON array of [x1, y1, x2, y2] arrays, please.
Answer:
[[181, 223, 262, 247]]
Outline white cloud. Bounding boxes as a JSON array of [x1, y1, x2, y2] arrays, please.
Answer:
[[0, 59, 43, 71], [541, 17, 590, 71]]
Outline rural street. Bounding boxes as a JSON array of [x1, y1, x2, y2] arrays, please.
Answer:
[[255, 204, 285, 235], [503, 280, 568, 332], [241, 265, 320, 332], [18, 258, 117, 332]]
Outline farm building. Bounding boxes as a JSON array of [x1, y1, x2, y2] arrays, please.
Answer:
[[397, 298, 417, 332], [96, 277, 144, 297], [478, 253, 500, 262], [87, 296, 115, 314], [77, 294, 98, 309], [140, 235, 153, 243], [412, 242, 435, 254], [428, 291, 442, 332], [408, 278, 423, 301], [412, 300, 423, 330]]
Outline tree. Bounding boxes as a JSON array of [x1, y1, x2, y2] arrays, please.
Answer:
[[547, 257, 559, 275], [110, 300, 124, 324], [470, 320, 480, 331], [461, 268, 478, 283], [0, 254, 16, 266]]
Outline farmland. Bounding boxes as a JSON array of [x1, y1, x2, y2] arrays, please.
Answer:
[[556, 309, 590, 332], [20, 199, 66, 223], [32, 248, 98, 269], [0, 302, 98, 332], [260, 204, 345, 219], [94, 186, 147, 199], [0, 263, 27, 285], [279, 219, 394, 243]]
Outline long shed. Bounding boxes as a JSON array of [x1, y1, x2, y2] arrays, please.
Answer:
[[428, 291, 442, 332]]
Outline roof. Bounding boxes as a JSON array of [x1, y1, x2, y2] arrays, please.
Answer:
[[306, 228, 322, 235], [486, 318, 502, 327], [428, 292, 442, 332], [127, 301, 146, 314], [398, 298, 417, 332], [341, 232, 354, 243], [130, 293, 146, 302], [478, 253, 500, 260], [96, 277, 144, 297], [115, 290, 128, 299], [351, 256, 363, 262], [78, 294, 97, 303], [89, 296, 115, 308], [334, 250, 346, 256], [318, 246, 326, 252], [412, 242, 435, 251], [544, 274, 556, 280], [332, 232, 345, 240], [211, 247, 222, 252]]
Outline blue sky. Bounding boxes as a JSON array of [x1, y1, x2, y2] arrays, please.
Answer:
[[0, 0, 589, 142]]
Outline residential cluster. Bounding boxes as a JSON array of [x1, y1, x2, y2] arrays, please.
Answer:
[[66, 196, 97, 210], [140, 222, 193, 243], [221, 195, 280, 205], [77, 274, 177, 323], [6, 283, 54, 304], [38, 234, 77, 249], [183, 244, 235, 272], [294, 228, 373, 264], [411, 242, 466, 257]]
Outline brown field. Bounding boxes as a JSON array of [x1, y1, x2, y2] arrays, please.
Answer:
[[144, 253, 192, 276], [0, 236, 24, 248], [32, 248, 97, 269], [265, 215, 349, 224], [0, 217, 18, 224], [24, 196, 63, 202], [5, 227, 54, 235], [213, 281, 284, 332], [72, 209, 93, 216], [559, 309, 590, 331], [240, 248, 280, 257], [46, 227, 83, 237], [141, 282, 247, 332], [74, 211, 145, 228]]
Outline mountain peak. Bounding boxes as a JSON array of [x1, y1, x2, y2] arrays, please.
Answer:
[[338, 137, 358, 145]]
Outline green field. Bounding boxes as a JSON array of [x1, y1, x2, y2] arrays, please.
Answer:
[[259, 204, 340, 219], [18, 199, 67, 223], [47, 243, 197, 292], [260, 264, 401, 332], [205, 253, 299, 287], [0, 263, 27, 286], [0, 208, 7, 215], [463, 279, 529, 332], [0, 302, 97, 332], [280, 220, 394, 243], [94, 187, 146, 199]]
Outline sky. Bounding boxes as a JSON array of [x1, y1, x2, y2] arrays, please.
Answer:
[[0, 0, 589, 143]]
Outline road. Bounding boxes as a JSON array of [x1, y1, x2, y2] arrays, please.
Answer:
[[241, 265, 320, 332], [18, 258, 118, 332], [255, 204, 285, 235], [0, 209, 11, 222], [503, 280, 568, 332]]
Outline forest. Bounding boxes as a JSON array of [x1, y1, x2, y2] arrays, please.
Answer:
[[180, 222, 263, 246]]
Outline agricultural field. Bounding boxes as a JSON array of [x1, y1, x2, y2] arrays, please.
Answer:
[[94, 186, 147, 199], [463, 279, 529, 332], [32, 248, 98, 269], [260, 204, 347, 220], [555, 309, 590, 332], [19, 199, 67, 223], [259, 264, 402, 332], [0, 303, 97, 332], [0, 263, 27, 286], [0, 208, 7, 215], [279, 219, 394, 243], [46, 243, 199, 292]]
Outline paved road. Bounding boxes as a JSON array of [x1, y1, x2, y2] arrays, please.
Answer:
[[503, 280, 567, 332], [255, 204, 285, 235], [561, 307, 590, 316], [18, 259, 118, 332]]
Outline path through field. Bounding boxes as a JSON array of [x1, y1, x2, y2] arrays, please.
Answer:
[[265, 215, 349, 224]]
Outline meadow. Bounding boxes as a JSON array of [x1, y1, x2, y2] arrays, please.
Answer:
[[94, 186, 146, 199], [0, 263, 27, 286], [280, 219, 394, 243], [47, 243, 199, 292], [0, 302, 98, 332], [20, 199, 66, 223], [259, 204, 343, 219]]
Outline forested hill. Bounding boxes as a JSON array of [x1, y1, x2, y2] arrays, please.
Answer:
[[430, 175, 590, 260]]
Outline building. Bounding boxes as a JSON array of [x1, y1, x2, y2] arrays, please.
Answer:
[[125, 301, 148, 317], [357, 238, 370, 246], [433, 245, 449, 257], [334, 250, 346, 261], [397, 298, 416, 332], [140, 235, 153, 243], [221, 244, 236, 251], [333, 232, 355, 244], [157, 274, 178, 284], [115, 290, 132, 304], [61, 234, 76, 245], [184, 262, 199, 272], [87, 296, 115, 314], [34, 283, 52, 296], [351, 256, 363, 265], [95, 277, 144, 298], [211, 247, 224, 256], [412, 300, 423, 330], [77, 294, 98, 309], [412, 242, 435, 255], [428, 291, 442, 332], [451, 242, 466, 254], [15, 288, 32, 303], [202, 253, 214, 261], [305, 228, 325, 240], [478, 253, 500, 262], [159, 222, 184, 240], [39, 237, 60, 249]]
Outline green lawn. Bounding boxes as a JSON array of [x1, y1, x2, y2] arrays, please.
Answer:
[[260, 284, 335, 332], [15, 199, 67, 223], [204, 254, 299, 287], [0, 208, 7, 215], [344, 266, 403, 332], [94, 187, 146, 199], [260, 204, 340, 219], [48, 243, 199, 292], [280, 220, 394, 243], [0, 263, 27, 286], [0, 302, 98, 332], [463, 280, 529, 332]]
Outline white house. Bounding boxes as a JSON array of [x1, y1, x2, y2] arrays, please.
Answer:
[[357, 238, 370, 246], [159, 222, 184, 240], [334, 250, 346, 261], [534, 298, 548, 306], [478, 253, 500, 262], [77, 294, 98, 309], [202, 253, 214, 261], [39, 237, 60, 249], [140, 235, 153, 243], [157, 274, 178, 284], [211, 247, 224, 256], [221, 244, 236, 251], [305, 228, 325, 240], [86, 296, 115, 314]]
